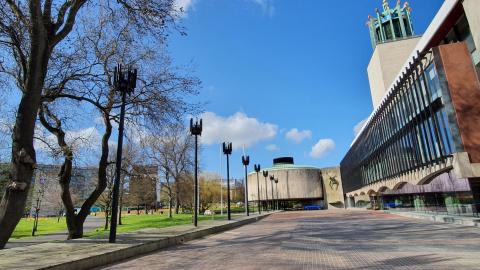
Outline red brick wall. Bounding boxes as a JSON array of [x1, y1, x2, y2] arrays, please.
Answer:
[[437, 43, 480, 163]]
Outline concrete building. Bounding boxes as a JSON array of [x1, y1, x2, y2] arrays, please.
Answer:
[[247, 157, 344, 209], [341, 0, 480, 216]]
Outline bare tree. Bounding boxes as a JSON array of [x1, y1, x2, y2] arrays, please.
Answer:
[[0, 0, 89, 248], [0, 0, 184, 248], [144, 126, 195, 215], [35, 3, 198, 239], [31, 177, 46, 236]]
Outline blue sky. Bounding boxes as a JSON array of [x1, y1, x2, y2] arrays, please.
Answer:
[[169, 0, 444, 179]]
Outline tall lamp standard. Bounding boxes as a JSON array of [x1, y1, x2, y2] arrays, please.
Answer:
[[110, 64, 137, 243], [269, 175, 275, 211], [274, 178, 279, 210], [262, 170, 269, 211], [190, 118, 202, 227], [242, 156, 250, 216], [254, 164, 261, 214], [222, 142, 233, 220]]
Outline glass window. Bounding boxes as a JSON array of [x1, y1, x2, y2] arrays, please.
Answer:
[[384, 22, 393, 40], [403, 18, 412, 35], [426, 65, 442, 100], [455, 15, 476, 53], [393, 19, 402, 37]]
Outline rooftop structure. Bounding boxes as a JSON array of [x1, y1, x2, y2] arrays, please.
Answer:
[[367, 0, 415, 49]]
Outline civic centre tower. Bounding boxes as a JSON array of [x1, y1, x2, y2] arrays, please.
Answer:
[[341, 0, 480, 216]]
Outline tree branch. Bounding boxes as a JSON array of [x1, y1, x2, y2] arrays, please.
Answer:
[[53, 0, 87, 46]]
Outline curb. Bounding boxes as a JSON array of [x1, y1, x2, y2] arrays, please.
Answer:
[[43, 213, 272, 270]]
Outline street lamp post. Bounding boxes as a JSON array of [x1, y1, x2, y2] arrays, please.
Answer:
[[274, 178, 279, 210], [254, 164, 261, 214], [110, 64, 137, 243], [190, 118, 202, 227], [223, 142, 233, 220], [262, 170, 269, 211], [269, 175, 275, 211], [242, 156, 250, 216]]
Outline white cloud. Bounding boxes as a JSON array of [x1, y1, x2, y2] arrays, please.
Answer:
[[200, 111, 278, 149], [285, 128, 312, 144], [309, 139, 335, 159], [266, 144, 279, 151], [174, 0, 197, 17], [353, 118, 369, 136], [249, 0, 275, 17]]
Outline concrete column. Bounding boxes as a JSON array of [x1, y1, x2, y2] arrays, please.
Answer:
[[398, 9, 407, 37], [463, 0, 480, 52], [414, 195, 425, 212], [444, 194, 460, 215], [347, 197, 355, 208], [394, 198, 402, 209]]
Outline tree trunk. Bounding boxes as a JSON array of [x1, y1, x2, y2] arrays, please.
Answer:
[[119, 176, 124, 225], [168, 192, 173, 218], [175, 196, 180, 214], [0, 16, 50, 248], [104, 210, 109, 230], [118, 193, 123, 225]]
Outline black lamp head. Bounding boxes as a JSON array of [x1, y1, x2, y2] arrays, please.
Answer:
[[269, 175, 274, 181], [114, 64, 137, 95], [242, 155, 250, 166], [190, 118, 203, 136], [127, 68, 137, 93], [262, 170, 268, 177], [254, 164, 261, 172], [222, 142, 232, 155], [274, 179, 278, 184]]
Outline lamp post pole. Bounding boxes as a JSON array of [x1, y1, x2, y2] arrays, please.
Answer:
[[109, 64, 137, 243], [254, 164, 261, 214], [262, 170, 269, 211], [223, 142, 232, 220], [190, 118, 202, 227], [269, 175, 275, 211], [242, 156, 250, 216]]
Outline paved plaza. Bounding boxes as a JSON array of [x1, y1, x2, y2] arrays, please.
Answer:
[[102, 210, 480, 270]]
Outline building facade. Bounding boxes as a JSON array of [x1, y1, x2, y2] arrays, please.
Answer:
[[247, 157, 344, 209], [341, 0, 480, 216]]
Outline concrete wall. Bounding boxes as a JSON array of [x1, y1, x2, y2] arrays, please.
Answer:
[[320, 167, 345, 208], [463, 0, 480, 75], [247, 168, 322, 201], [367, 37, 421, 108], [463, 0, 480, 54]]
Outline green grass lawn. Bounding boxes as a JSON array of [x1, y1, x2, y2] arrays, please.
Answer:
[[11, 211, 232, 239], [12, 217, 67, 239], [85, 213, 226, 237]]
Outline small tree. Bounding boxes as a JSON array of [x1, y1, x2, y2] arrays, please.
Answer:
[[143, 126, 194, 215], [199, 174, 222, 213], [31, 177, 46, 236], [97, 163, 115, 230]]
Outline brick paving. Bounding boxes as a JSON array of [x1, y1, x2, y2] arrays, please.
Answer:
[[102, 210, 480, 270]]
